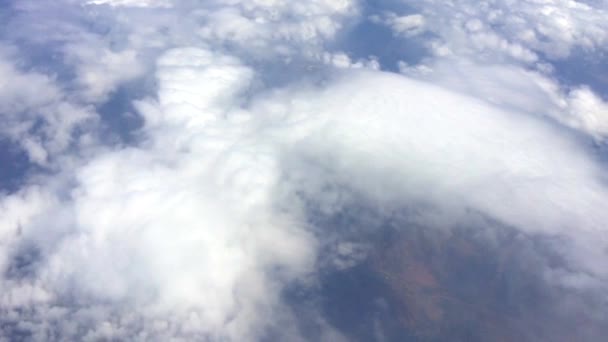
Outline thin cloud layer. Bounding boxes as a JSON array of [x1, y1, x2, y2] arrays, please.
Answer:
[[0, 0, 608, 340]]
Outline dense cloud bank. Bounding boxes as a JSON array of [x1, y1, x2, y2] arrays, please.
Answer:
[[1, 0, 608, 340]]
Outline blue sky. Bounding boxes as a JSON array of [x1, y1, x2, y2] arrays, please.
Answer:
[[1, 0, 608, 340]]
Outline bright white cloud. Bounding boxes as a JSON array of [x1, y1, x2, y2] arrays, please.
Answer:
[[1, 0, 608, 340], [566, 86, 608, 139]]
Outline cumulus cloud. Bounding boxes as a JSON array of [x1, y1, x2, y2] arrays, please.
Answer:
[[1, 0, 608, 340], [371, 13, 426, 37], [408, 0, 608, 61]]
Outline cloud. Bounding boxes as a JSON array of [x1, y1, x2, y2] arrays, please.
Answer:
[[566, 86, 608, 138], [0, 0, 608, 340], [86, 0, 172, 7], [399, 58, 608, 140], [407, 0, 608, 61], [371, 13, 426, 37], [0, 46, 96, 165]]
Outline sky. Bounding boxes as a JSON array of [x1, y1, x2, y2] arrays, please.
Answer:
[[0, 0, 608, 341]]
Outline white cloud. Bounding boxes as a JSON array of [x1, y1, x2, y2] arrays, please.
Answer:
[[398, 55, 608, 140], [65, 45, 145, 102], [402, 0, 608, 62], [1, 0, 608, 340], [0, 47, 96, 165], [86, 0, 172, 7], [0, 46, 319, 340], [0, 51, 61, 113], [195, 0, 359, 58], [566, 86, 608, 139], [374, 13, 427, 37]]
